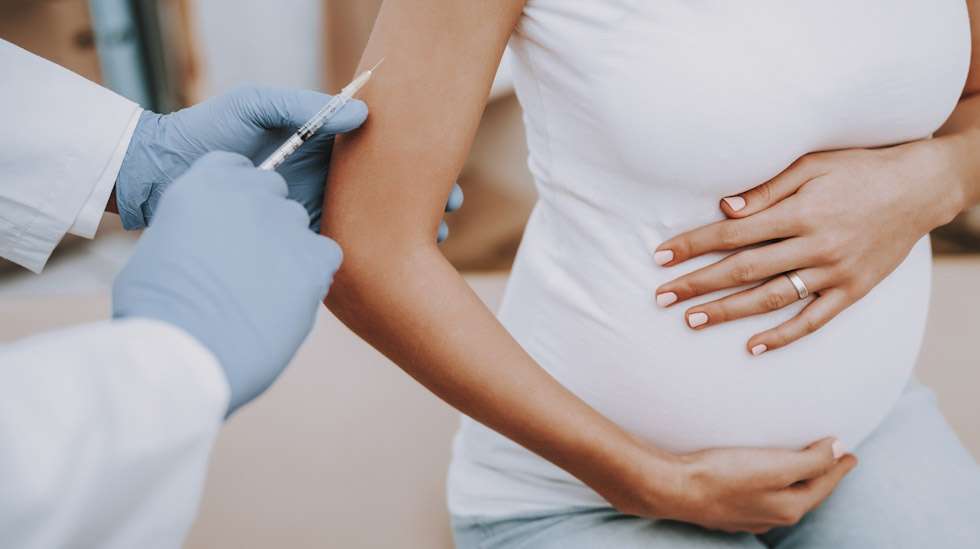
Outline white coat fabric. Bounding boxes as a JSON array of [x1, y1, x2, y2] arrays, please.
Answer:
[[0, 40, 230, 548]]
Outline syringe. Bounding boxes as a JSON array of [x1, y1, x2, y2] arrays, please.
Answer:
[[258, 58, 384, 171]]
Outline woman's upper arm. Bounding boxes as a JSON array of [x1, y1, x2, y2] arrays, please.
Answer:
[[936, 1, 980, 135], [965, 0, 980, 95], [322, 0, 526, 253]]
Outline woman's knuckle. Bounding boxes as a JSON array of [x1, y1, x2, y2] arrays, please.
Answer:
[[830, 262, 853, 284], [763, 289, 787, 310], [809, 238, 831, 261], [798, 202, 821, 224], [820, 245, 843, 265], [731, 262, 755, 284], [841, 252, 863, 271], [823, 235, 848, 261], [802, 316, 822, 335]]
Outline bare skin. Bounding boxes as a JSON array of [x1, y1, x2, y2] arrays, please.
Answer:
[[655, 0, 980, 355], [321, 0, 853, 533]]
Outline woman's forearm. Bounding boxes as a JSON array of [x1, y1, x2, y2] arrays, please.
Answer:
[[874, 92, 980, 237], [935, 0, 980, 212], [935, 93, 980, 214], [325, 237, 675, 509], [935, 1, 980, 215], [317, 0, 676, 513]]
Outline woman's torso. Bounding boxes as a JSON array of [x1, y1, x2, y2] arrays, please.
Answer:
[[449, 0, 971, 517]]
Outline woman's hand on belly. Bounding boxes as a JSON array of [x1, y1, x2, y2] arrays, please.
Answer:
[[651, 26, 980, 354], [646, 437, 855, 534], [652, 142, 965, 355]]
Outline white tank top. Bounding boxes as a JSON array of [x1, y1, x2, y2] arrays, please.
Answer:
[[448, 0, 971, 517]]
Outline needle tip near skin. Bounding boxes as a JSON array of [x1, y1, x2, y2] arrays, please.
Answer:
[[368, 57, 385, 73]]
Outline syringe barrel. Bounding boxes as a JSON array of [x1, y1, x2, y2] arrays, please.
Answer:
[[258, 134, 305, 171], [255, 67, 373, 172], [296, 93, 350, 139]]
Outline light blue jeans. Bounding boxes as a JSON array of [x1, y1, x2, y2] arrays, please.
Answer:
[[452, 381, 980, 548]]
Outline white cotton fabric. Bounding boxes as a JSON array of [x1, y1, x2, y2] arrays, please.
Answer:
[[449, 0, 971, 517], [0, 319, 229, 549], [0, 39, 141, 273]]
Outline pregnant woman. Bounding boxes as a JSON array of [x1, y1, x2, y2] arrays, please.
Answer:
[[322, 1, 980, 546]]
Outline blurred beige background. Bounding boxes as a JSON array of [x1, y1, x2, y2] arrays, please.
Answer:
[[0, 2, 978, 548]]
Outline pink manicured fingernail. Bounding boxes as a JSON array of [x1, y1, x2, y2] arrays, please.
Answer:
[[656, 292, 678, 308], [751, 344, 768, 356], [687, 312, 708, 328], [832, 439, 846, 460], [654, 250, 674, 266], [723, 196, 746, 212]]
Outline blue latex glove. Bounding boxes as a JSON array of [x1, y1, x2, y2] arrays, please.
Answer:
[[113, 152, 341, 414], [115, 85, 463, 239]]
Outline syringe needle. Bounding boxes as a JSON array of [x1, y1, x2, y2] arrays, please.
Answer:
[[367, 57, 385, 73]]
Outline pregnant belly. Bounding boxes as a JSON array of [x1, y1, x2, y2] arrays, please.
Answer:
[[499, 217, 931, 452]]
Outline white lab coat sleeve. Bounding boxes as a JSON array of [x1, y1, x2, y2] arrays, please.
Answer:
[[0, 39, 142, 273], [0, 318, 230, 549]]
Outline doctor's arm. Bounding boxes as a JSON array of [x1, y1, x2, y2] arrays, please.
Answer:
[[0, 39, 140, 273], [0, 153, 338, 548], [322, 0, 853, 533], [0, 320, 228, 549]]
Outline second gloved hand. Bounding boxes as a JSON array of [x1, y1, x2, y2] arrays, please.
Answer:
[[113, 152, 341, 414]]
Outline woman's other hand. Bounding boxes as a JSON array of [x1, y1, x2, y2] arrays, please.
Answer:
[[615, 438, 855, 534], [652, 143, 964, 354]]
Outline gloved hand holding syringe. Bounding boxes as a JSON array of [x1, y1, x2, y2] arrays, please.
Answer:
[[254, 56, 463, 241], [258, 58, 384, 171]]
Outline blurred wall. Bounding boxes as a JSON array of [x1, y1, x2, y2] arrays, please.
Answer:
[[193, 0, 323, 95], [323, 0, 381, 89], [0, 0, 102, 82]]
